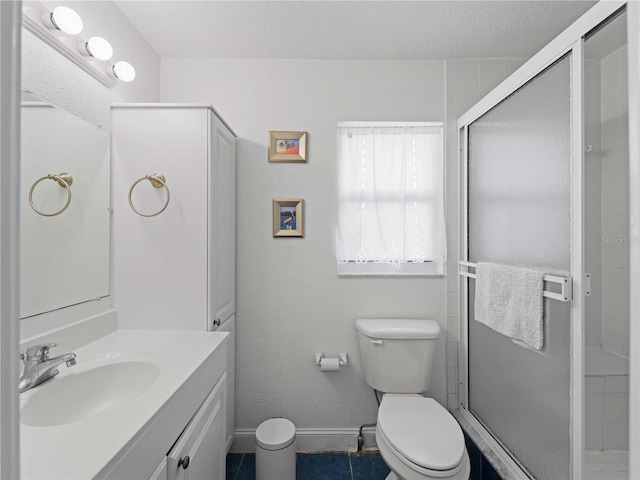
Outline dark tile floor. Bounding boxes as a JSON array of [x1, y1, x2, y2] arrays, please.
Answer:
[[226, 451, 390, 480], [465, 434, 501, 480]]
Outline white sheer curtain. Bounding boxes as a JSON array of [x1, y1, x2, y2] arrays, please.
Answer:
[[336, 122, 446, 276]]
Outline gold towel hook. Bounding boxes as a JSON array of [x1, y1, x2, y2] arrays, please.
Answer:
[[28, 173, 73, 217], [128, 173, 170, 217]]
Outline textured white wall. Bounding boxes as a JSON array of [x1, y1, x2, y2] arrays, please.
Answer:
[[160, 58, 447, 430], [20, 1, 160, 339]]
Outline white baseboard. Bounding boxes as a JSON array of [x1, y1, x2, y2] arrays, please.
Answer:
[[229, 427, 378, 453], [229, 429, 257, 453]]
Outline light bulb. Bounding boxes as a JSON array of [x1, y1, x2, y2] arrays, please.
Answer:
[[81, 37, 113, 61], [43, 6, 83, 35], [112, 61, 136, 82]]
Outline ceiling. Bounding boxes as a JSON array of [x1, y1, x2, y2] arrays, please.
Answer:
[[115, 1, 597, 60]]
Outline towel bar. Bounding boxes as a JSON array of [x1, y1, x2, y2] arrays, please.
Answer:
[[458, 261, 572, 302]]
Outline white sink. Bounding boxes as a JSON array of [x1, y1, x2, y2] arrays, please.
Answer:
[[21, 328, 228, 480], [21, 360, 160, 427]]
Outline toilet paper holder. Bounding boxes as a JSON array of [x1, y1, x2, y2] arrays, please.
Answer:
[[314, 352, 348, 367]]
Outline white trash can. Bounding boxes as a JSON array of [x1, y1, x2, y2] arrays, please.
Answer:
[[255, 418, 296, 480]]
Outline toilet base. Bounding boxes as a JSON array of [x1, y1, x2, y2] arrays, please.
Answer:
[[385, 473, 399, 480]]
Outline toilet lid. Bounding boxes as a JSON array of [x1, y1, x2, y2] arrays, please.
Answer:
[[378, 395, 464, 472]]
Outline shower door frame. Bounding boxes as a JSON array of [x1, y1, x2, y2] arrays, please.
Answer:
[[628, 3, 640, 479], [456, 2, 626, 479]]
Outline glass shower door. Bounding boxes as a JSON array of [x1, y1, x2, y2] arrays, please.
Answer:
[[467, 55, 572, 479]]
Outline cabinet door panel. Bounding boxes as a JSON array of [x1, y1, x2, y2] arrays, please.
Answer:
[[217, 316, 235, 451], [209, 112, 236, 325], [148, 459, 167, 480], [167, 373, 227, 480]]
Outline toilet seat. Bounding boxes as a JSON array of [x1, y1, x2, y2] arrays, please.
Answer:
[[377, 395, 465, 477]]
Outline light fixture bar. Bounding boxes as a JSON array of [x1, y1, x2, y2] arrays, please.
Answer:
[[22, 1, 116, 87]]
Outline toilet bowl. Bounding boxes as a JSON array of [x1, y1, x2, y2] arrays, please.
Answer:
[[355, 319, 470, 480], [376, 395, 470, 480]]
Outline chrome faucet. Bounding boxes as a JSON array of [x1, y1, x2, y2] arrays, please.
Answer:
[[19, 343, 77, 393]]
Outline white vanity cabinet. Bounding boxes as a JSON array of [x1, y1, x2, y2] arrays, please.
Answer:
[[210, 117, 236, 327], [166, 373, 227, 480], [112, 105, 237, 452], [149, 461, 167, 480], [20, 330, 229, 480], [111, 104, 236, 331], [211, 314, 235, 450], [147, 373, 227, 480]]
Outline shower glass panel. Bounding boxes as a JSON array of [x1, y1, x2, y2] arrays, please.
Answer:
[[583, 9, 630, 472], [467, 55, 572, 479]]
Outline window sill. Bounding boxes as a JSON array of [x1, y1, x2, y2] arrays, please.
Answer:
[[337, 262, 444, 277]]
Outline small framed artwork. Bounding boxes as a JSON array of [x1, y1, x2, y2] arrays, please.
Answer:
[[273, 198, 304, 237], [268, 131, 307, 163]]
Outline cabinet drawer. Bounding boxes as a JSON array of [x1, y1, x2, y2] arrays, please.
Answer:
[[167, 373, 227, 480]]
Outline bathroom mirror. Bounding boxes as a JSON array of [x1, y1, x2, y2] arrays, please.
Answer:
[[20, 92, 110, 319]]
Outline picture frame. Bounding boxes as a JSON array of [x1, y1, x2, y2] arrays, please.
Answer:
[[273, 198, 304, 237], [268, 131, 307, 163]]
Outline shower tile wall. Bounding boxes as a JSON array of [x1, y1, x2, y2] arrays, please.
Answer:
[[585, 59, 603, 348], [584, 45, 630, 357], [584, 42, 630, 452], [600, 45, 630, 358], [444, 58, 526, 410], [585, 374, 630, 450]]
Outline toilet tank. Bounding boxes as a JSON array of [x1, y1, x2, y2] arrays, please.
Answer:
[[355, 318, 440, 394]]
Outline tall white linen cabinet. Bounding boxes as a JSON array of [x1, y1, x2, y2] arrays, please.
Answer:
[[111, 105, 237, 453]]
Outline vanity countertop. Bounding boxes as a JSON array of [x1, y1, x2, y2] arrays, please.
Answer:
[[20, 329, 228, 479]]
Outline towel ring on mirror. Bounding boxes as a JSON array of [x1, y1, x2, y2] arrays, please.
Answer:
[[128, 174, 170, 217], [28, 173, 73, 217]]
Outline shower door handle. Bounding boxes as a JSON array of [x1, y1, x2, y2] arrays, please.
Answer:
[[585, 273, 591, 296]]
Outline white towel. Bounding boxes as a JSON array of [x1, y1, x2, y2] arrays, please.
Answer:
[[474, 262, 545, 350]]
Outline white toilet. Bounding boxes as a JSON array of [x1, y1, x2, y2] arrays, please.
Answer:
[[355, 318, 470, 480]]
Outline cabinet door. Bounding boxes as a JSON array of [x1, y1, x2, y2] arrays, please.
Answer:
[[148, 459, 167, 480], [216, 315, 235, 451], [208, 112, 236, 326], [167, 373, 227, 480]]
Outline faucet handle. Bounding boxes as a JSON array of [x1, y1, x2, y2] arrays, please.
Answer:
[[24, 343, 58, 361]]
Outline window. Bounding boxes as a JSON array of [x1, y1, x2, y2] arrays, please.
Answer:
[[336, 122, 446, 276]]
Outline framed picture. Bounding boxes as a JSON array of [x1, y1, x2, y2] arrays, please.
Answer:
[[273, 198, 304, 237], [268, 131, 307, 163]]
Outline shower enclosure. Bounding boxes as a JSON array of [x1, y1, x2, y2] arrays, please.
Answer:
[[457, 2, 633, 479], [583, 13, 630, 477], [464, 55, 573, 479]]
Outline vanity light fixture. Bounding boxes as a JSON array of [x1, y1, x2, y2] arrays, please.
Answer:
[[110, 61, 136, 82], [42, 6, 83, 35], [80, 36, 113, 62], [22, 1, 136, 87]]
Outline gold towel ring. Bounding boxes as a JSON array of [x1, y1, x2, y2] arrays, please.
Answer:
[[28, 173, 73, 217], [128, 174, 170, 217]]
